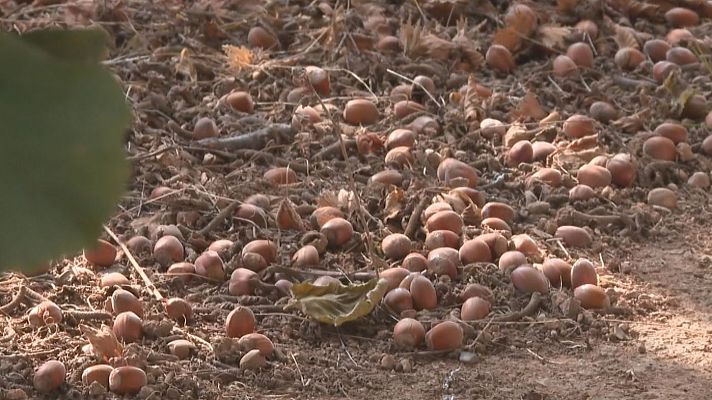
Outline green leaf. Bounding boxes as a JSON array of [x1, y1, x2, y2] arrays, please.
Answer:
[[20, 27, 111, 63], [290, 278, 389, 326], [0, 31, 131, 270]]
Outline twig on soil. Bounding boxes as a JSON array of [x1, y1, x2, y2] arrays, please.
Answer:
[[386, 68, 442, 107], [336, 326, 359, 367], [465, 316, 494, 350], [261, 265, 376, 282], [324, 67, 379, 102], [196, 123, 296, 150], [197, 199, 240, 237], [312, 138, 357, 160], [0, 286, 28, 315], [104, 225, 164, 302], [228, 149, 309, 173], [612, 75, 657, 90], [290, 352, 309, 386], [492, 292, 542, 322], [63, 309, 113, 322], [557, 209, 634, 231], [174, 327, 214, 353], [23, 285, 49, 303], [404, 195, 430, 239]]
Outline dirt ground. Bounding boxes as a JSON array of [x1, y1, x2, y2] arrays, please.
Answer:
[[1, 0, 712, 399]]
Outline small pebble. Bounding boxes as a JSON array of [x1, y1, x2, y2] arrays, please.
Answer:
[[459, 351, 477, 363], [380, 354, 396, 370], [688, 172, 710, 188], [638, 342, 647, 354], [400, 358, 414, 372]]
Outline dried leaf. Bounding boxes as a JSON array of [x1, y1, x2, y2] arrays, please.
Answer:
[[80, 324, 123, 361], [613, 24, 640, 49], [277, 198, 305, 231], [452, 22, 484, 67], [512, 91, 547, 121], [401, 18, 455, 60], [400, 19, 424, 58], [422, 34, 455, 60], [612, 108, 649, 133], [384, 186, 405, 221], [223, 45, 254, 72], [175, 48, 197, 82], [337, 189, 357, 212], [566, 134, 599, 151], [555, 146, 608, 169], [464, 75, 485, 126], [536, 25, 571, 50], [290, 278, 389, 326], [316, 191, 339, 208], [493, 27, 522, 53], [673, 88, 697, 117]]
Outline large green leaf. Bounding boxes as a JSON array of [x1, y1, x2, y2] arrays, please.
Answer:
[[20, 28, 111, 63], [290, 278, 389, 326], [0, 31, 130, 270]]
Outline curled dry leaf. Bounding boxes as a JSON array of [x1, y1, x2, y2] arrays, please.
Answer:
[[175, 48, 197, 82], [536, 25, 571, 50], [511, 91, 547, 121], [384, 186, 406, 222], [80, 324, 123, 362], [400, 19, 454, 61], [289, 278, 389, 326], [277, 198, 305, 231], [464, 75, 485, 127], [613, 24, 640, 49], [452, 19, 485, 68]]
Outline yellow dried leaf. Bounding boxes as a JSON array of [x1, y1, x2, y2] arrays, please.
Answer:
[[290, 278, 389, 326], [175, 48, 197, 82], [222, 45, 254, 71]]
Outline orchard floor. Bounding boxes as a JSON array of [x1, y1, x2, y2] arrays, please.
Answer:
[[2, 1, 712, 399]]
